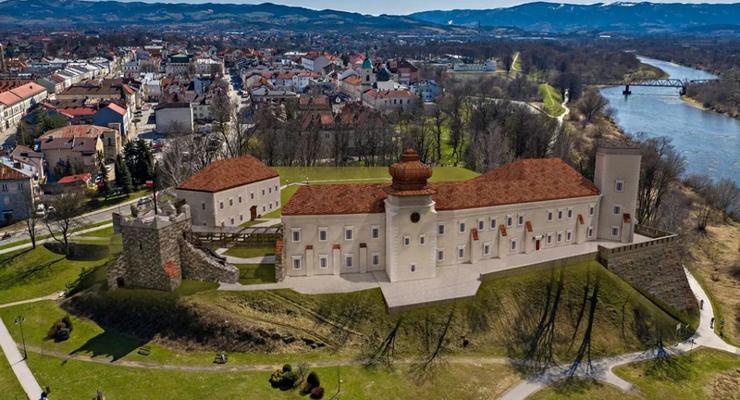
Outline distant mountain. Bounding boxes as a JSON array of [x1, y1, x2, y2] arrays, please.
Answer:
[[0, 0, 440, 31], [409, 2, 740, 34]]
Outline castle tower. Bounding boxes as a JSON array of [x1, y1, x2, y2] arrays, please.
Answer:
[[594, 143, 641, 243], [384, 148, 438, 282], [112, 205, 193, 291]]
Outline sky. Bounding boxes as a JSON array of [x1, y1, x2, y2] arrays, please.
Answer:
[[113, 0, 739, 16]]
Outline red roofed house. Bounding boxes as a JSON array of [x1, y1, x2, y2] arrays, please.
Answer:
[[176, 155, 281, 227], [38, 125, 121, 176], [0, 82, 48, 133], [281, 144, 641, 283], [361, 89, 418, 114], [56, 172, 93, 192]]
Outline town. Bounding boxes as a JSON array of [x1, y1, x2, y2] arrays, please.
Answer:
[[0, 1, 738, 399]]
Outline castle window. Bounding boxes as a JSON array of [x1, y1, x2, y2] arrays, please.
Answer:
[[238, 196, 242, 203], [567, 208, 573, 219], [403, 235, 411, 247], [139, 241, 143, 250], [458, 221, 466, 233], [615, 180, 624, 192], [490, 218, 497, 229], [547, 210, 553, 222], [219, 201, 223, 209], [510, 239, 518, 252], [483, 242, 491, 256], [547, 233, 553, 245], [201, 202, 205, 210], [268, 187, 272, 193], [437, 249, 445, 261], [611, 226, 620, 237], [372, 253, 380, 266], [261, 189, 265, 196], [517, 214, 524, 227], [588, 227, 594, 238], [230, 218, 234, 225], [292, 256, 302, 270], [229, 198, 233, 206], [506, 215, 513, 228], [291, 228, 301, 243], [419, 235, 425, 245], [557, 209, 563, 220], [344, 227, 353, 241], [319, 255, 329, 269], [557, 232, 563, 243], [589, 205, 595, 216], [371, 225, 380, 239], [457, 245, 465, 260], [438, 224, 445, 235], [318, 227, 328, 241], [566, 230, 573, 242], [345, 255, 353, 268], [478, 219, 485, 231], [613, 205, 622, 215], [240, 214, 243, 221], [250, 192, 254, 199], [411, 264, 416, 272]]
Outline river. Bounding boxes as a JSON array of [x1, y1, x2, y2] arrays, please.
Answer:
[[600, 56, 739, 184]]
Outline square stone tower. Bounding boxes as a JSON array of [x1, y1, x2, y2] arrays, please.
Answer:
[[112, 205, 192, 291]]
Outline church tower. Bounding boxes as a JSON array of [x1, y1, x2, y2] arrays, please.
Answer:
[[361, 49, 375, 88], [384, 149, 438, 282]]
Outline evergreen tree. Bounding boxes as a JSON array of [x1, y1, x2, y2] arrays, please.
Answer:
[[120, 161, 134, 194], [96, 152, 112, 198]]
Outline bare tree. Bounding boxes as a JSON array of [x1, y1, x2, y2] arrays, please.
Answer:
[[636, 135, 686, 225], [577, 89, 609, 124], [712, 178, 739, 222], [23, 190, 40, 249], [45, 191, 86, 256]]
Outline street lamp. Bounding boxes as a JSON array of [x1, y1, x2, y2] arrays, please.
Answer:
[[14, 315, 26, 360]]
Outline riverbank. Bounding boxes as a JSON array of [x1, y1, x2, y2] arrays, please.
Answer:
[[683, 93, 740, 121]]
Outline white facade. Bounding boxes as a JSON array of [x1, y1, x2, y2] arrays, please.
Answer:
[[177, 176, 280, 227], [282, 146, 641, 284], [155, 103, 194, 134]]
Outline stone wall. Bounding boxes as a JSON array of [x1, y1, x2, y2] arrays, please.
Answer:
[[598, 238, 697, 314], [180, 240, 238, 284]]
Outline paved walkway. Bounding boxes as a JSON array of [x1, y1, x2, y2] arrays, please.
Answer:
[[0, 294, 59, 400], [0, 223, 113, 256], [499, 267, 739, 400]]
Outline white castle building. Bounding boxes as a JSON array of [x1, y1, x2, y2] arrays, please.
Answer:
[[281, 144, 641, 283]]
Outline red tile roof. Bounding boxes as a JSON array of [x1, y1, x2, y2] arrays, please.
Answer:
[[283, 158, 600, 216], [0, 163, 29, 181], [41, 125, 112, 139], [177, 155, 279, 193], [106, 102, 127, 116], [58, 172, 92, 185]]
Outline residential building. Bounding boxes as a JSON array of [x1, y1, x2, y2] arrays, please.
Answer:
[[176, 155, 281, 227], [361, 89, 418, 113], [281, 144, 641, 281], [0, 162, 34, 225], [10, 145, 45, 182], [453, 59, 497, 72], [93, 102, 131, 141], [0, 82, 48, 133], [38, 125, 120, 176], [410, 80, 442, 102]]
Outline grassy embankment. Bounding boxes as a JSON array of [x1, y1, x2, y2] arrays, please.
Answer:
[[0, 347, 26, 400], [539, 83, 565, 117], [532, 348, 740, 400]]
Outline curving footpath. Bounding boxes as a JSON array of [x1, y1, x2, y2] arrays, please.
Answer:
[[499, 266, 739, 400]]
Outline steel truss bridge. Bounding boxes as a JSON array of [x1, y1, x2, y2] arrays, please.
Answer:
[[592, 78, 719, 95]]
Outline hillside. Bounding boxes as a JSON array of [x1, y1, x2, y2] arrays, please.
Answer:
[[0, 0, 439, 31], [410, 2, 740, 34]]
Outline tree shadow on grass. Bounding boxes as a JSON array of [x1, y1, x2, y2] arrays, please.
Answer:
[[69, 330, 148, 362], [0, 257, 64, 290]]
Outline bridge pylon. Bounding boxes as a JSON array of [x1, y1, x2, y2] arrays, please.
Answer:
[[622, 84, 631, 96]]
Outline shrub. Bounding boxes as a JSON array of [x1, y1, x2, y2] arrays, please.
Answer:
[[306, 371, 320, 389], [281, 370, 297, 386], [282, 364, 292, 372], [310, 386, 325, 399], [46, 315, 74, 342]]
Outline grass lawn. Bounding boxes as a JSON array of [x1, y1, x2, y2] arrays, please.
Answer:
[[84, 226, 114, 238], [84, 189, 149, 212], [530, 379, 639, 400], [224, 246, 274, 259], [0, 219, 113, 251], [539, 83, 565, 117], [237, 264, 276, 285], [240, 219, 266, 228], [0, 347, 25, 400], [26, 352, 519, 400], [614, 348, 740, 400], [0, 247, 110, 304]]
